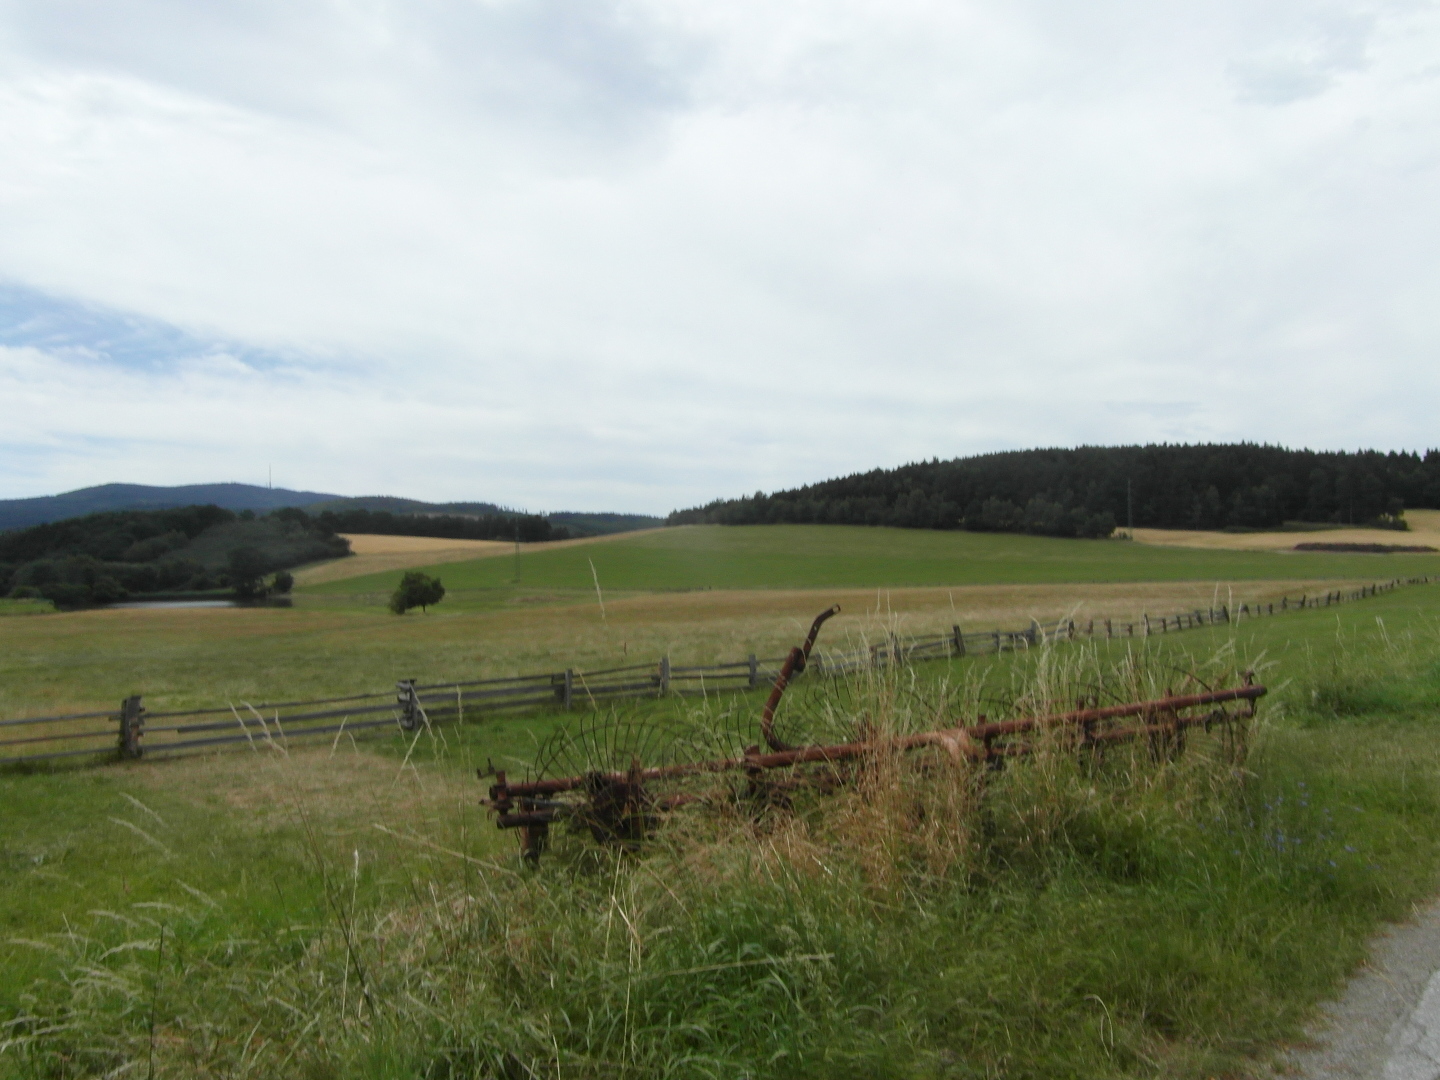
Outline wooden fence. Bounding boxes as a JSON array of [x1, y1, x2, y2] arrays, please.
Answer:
[[1, 575, 1430, 769]]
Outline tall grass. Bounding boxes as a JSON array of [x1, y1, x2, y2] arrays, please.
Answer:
[[6, 617, 1440, 1079]]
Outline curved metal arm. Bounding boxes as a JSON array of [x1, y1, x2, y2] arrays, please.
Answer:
[[760, 605, 840, 752]]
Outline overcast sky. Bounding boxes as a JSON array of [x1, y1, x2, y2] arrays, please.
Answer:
[[1, 0, 1437, 514]]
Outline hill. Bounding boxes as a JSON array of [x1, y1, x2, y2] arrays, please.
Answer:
[[0, 482, 340, 531], [670, 444, 1440, 538], [0, 484, 661, 538]]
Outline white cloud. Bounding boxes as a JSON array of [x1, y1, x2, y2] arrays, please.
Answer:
[[0, 0, 1438, 512]]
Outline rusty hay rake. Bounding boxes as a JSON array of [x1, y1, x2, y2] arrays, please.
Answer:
[[482, 606, 1266, 864]]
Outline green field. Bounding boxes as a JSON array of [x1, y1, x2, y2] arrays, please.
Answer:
[[3, 589, 1440, 1077], [311, 524, 1440, 602], [4, 527, 1440, 1078]]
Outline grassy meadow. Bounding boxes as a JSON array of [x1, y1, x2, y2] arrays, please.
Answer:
[[308, 524, 1440, 603], [3, 524, 1440, 1078]]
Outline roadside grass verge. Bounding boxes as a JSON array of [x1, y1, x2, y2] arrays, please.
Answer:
[[4, 594, 1440, 1077]]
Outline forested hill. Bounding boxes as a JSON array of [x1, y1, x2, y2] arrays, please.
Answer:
[[669, 445, 1440, 538]]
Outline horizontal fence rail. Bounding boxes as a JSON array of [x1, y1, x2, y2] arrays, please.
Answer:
[[1, 575, 1430, 769]]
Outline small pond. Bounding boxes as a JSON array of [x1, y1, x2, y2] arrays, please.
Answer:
[[108, 597, 293, 610]]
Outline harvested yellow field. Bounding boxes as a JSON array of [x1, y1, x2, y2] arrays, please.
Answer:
[[1132, 508, 1440, 552], [293, 534, 511, 585], [296, 529, 663, 585], [343, 534, 510, 556]]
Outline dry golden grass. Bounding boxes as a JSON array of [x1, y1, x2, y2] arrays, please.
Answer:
[[1131, 508, 1440, 552]]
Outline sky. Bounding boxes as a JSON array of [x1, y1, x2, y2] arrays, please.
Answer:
[[0, 0, 1437, 514]]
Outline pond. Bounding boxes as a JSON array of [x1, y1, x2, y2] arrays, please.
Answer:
[[107, 597, 293, 610]]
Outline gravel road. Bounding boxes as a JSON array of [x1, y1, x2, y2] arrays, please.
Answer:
[[1286, 900, 1440, 1079]]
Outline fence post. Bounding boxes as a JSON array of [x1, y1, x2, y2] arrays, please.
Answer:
[[748, 654, 758, 688], [564, 669, 574, 709], [1028, 620, 1040, 646], [952, 625, 966, 657], [659, 656, 671, 695], [1143, 614, 1150, 637], [396, 680, 421, 731], [1105, 619, 1112, 639], [117, 695, 145, 760]]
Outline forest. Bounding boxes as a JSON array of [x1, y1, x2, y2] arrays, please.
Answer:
[[668, 444, 1440, 538], [0, 506, 349, 606]]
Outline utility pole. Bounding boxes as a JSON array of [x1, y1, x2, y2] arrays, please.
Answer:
[[1127, 478, 1133, 536], [513, 523, 520, 584]]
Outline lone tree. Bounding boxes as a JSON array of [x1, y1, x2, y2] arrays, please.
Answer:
[[390, 571, 445, 614]]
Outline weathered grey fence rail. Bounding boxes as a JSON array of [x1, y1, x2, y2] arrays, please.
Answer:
[[1, 575, 1430, 768]]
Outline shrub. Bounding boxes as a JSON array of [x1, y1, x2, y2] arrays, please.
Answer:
[[227, 547, 270, 600], [271, 570, 295, 594], [88, 576, 127, 605]]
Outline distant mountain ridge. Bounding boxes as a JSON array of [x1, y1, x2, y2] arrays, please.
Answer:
[[0, 483, 341, 531], [0, 483, 663, 537]]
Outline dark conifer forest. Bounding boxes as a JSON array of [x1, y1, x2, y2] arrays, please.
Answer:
[[668, 445, 1440, 538]]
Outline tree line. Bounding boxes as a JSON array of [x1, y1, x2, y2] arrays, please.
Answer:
[[668, 444, 1440, 538], [313, 508, 569, 543]]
